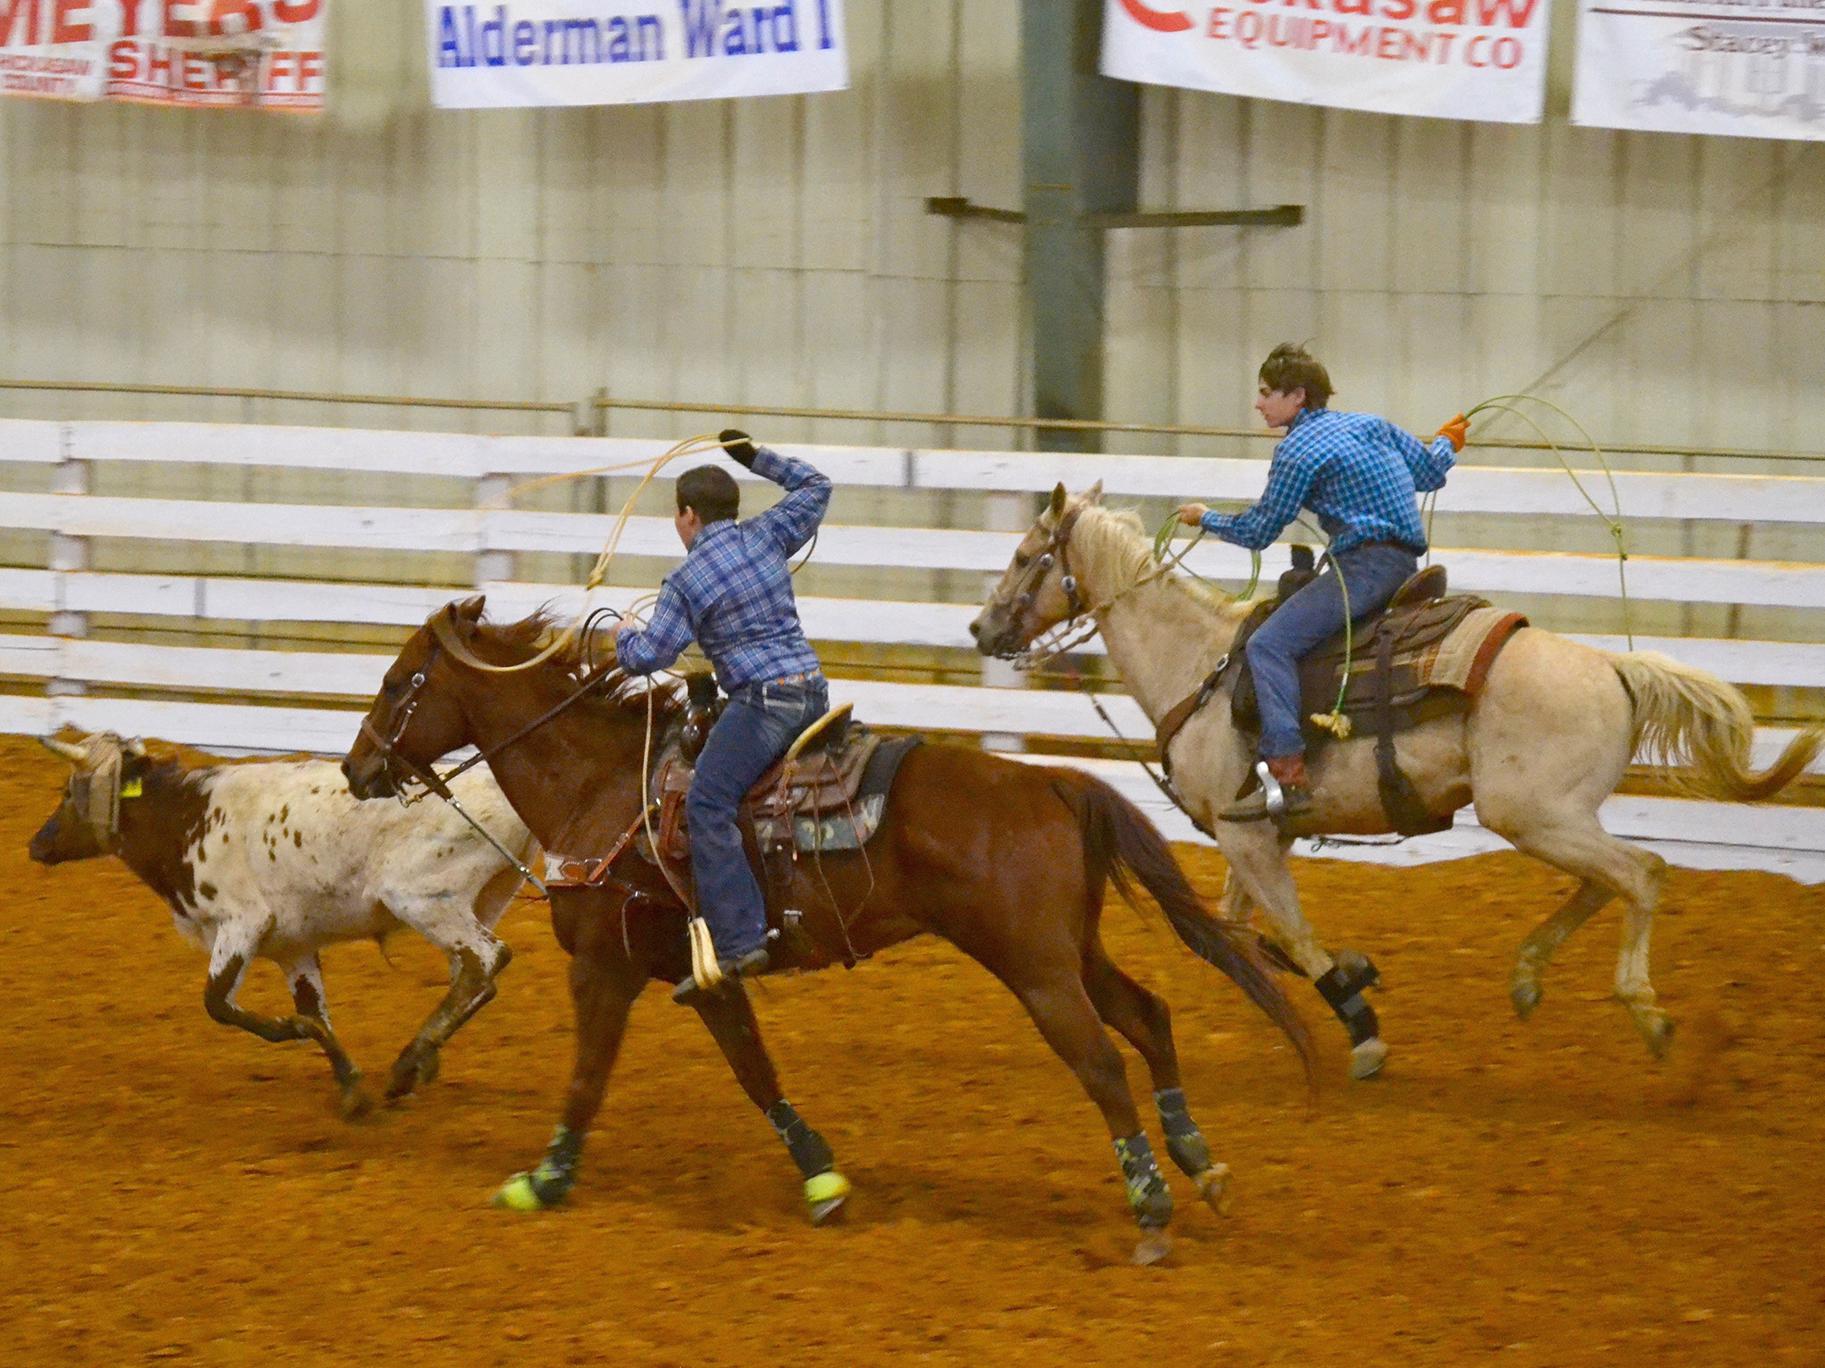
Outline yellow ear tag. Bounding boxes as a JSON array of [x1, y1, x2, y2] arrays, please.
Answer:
[[119, 778, 144, 799]]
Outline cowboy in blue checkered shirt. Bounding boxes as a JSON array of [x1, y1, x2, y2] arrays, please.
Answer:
[[616, 430, 831, 989], [1174, 344, 1469, 822]]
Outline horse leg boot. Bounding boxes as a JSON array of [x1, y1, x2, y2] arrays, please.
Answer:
[[496, 898, 645, 1212], [1220, 829, 1389, 1079], [691, 983, 851, 1225], [281, 953, 372, 1120], [1012, 973, 1174, 1264], [1081, 948, 1230, 1215]]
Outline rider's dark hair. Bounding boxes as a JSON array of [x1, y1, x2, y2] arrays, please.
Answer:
[[1258, 342, 1334, 410], [676, 465, 740, 524]]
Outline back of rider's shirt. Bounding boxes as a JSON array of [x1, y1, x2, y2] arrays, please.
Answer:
[[1198, 407, 1455, 556], [615, 446, 830, 691]]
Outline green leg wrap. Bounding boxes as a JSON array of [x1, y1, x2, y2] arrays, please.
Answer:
[[1113, 1132, 1173, 1230]]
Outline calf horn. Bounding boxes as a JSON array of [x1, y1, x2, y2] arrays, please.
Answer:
[[38, 735, 88, 764]]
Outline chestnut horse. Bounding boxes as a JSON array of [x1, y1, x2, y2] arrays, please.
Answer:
[[342, 597, 1314, 1263]]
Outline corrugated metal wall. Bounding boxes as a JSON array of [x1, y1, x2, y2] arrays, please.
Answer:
[[1, 2, 1818, 455], [0, 1, 1818, 654]]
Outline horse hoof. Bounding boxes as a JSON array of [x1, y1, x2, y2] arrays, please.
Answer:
[[804, 1171, 851, 1226], [1349, 1038, 1389, 1080], [493, 1172, 551, 1213], [1510, 978, 1542, 1020], [1193, 1165, 1232, 1216], [1131, 1230, 1172, 1267]]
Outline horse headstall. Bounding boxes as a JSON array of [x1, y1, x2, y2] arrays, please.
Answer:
[[992, 504, 1095, 667], [358, 635, 445, 804]]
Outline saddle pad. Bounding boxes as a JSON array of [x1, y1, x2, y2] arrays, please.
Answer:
[[654, 727, 921, 861], [755, 734, 922, 853], [1232, 597, 1527, 736]]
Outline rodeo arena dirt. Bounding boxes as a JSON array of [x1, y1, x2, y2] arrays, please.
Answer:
[[8, 4, 1825, 1367], [5, 733, 1824, 1365]]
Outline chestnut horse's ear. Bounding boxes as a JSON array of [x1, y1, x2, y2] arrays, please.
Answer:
[[451, 594, 486, 628], [1048, 483, 1067, 519]]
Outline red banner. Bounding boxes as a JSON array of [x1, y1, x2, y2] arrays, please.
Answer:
[[0, 1, 327, 111]]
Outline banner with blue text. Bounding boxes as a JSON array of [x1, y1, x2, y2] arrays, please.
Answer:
[[425, 0, 848, 108], [1099, 0, 1549, 123], [1573, 0, 1825, 142]]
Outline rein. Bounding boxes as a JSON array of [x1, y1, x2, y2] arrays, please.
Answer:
[[995, 508, 1233, 674], [358, 630, 627, 898]]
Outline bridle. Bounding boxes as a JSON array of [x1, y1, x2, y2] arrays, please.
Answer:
[[985, 506, 1097, 667], [357, 633, 445, 800], [355, 626, 625, 898]]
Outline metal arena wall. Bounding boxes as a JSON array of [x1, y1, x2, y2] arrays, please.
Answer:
[[0, 2, 1820, 460]]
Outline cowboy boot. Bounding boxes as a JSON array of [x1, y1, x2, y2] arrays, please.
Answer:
[[1219, 753, 1314, 824]]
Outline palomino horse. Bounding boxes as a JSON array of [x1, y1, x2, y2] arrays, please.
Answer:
[[342, 597, 1315, 1263], [971, 485, 1824, 1079]]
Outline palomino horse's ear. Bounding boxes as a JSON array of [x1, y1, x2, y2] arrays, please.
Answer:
[[1084, 480, 1104, 504], [1048, 483, 1067, 519]]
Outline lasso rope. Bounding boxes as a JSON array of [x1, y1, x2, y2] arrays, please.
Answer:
[[436, 431, 738, 675], [1464, 393, 1634, 650]]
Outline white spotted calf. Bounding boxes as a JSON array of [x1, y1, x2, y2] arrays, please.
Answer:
[[29, 732, 536, 1117]]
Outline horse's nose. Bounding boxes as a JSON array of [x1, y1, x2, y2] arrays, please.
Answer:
[[339, 757, 352, 784], [967, 615, 983, 641]]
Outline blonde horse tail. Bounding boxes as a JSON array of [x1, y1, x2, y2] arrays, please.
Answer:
[[1609, 650, 1823, 802]]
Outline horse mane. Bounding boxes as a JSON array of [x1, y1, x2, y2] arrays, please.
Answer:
[[469, 608, 686, 724], [1071, 503, 1259, 623]]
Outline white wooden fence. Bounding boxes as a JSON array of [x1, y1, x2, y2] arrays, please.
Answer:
[[1, 420, 1820, 882]]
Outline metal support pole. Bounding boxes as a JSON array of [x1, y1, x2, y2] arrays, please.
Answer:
[[1021, 0, 1139, 458]]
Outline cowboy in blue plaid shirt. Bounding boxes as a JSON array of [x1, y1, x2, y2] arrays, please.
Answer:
[[1175, 344, 1469, 822], [617, 431, 831, 989]]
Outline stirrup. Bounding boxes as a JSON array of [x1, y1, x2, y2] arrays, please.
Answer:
[[671, 946, 771, 1005], [1219, 760, 1313, 824]]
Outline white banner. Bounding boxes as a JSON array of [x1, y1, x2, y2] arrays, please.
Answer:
[[0, 2, 326, 111], [1099, 0, 1550, 124], [425, 0, 848, 108], [1573, 0, 1825, 141]]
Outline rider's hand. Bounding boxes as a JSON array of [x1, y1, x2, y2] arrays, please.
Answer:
[[1435, 413, 1469, 453], [1174, 502, 1209, 528], [719, 428, 758, 468], [615, 618, 638, 640]]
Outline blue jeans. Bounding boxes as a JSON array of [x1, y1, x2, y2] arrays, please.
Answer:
[[687, 676, 829, 959], [1244, 543, 1419, 760]]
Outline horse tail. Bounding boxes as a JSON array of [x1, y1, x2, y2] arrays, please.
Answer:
[[1050, 770, 1318, 1089], [1609, 651, 1823, 802]]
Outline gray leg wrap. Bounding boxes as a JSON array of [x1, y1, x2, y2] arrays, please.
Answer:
[[1113, 1132, 1174, 1230], [766, 1099, 835, 1179], [1154, 1088, 1214, 1178]]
